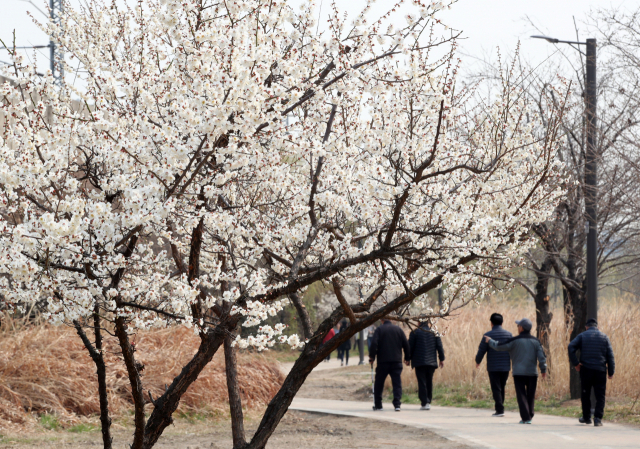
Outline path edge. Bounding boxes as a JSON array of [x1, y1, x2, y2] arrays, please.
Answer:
[[289, 404, 487, 448]]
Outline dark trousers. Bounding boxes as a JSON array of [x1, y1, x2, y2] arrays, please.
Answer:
[[580, 366, 607, 420], [415, 365, 436, 406], [374, 362, 403, 409], [513, 375, 537, 421], [338, 349, 349, 364], [488, 371, 509, 414]]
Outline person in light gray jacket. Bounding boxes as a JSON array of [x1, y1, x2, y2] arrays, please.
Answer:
[[485, 318, 547, 424]]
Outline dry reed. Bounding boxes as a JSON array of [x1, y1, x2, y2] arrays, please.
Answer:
[[398, 299, 640, 402], [0, 321, 284, 431]]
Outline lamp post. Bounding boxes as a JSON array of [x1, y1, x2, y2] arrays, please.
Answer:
[[532, 35, 598, 323]]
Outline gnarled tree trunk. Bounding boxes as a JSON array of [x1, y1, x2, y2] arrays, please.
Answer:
[[224, 333, 246, 449], [142, 320, 234, 449]]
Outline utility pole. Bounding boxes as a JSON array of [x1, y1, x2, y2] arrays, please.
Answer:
[[358, 286, 365, 365], [532, 35, 598, 321], [1, 0, 64, 85], [49, 0, 64, 87], [532, 34, 598, 405], [584, 39, 598, 322]]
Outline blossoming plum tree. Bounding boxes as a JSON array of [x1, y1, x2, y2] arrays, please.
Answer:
[[1, 0, 568, 448]]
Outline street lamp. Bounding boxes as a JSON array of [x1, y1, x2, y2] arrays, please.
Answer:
[[531, 35, 598, 322]]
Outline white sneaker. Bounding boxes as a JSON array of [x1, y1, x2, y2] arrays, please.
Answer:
[[420, 404, 431, 410], [395, 407, 401, 412], [492, 412, 505, 417]]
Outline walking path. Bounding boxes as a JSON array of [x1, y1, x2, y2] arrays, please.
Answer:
[[289, 397, 640, 449], [281, 356, 366, 373]]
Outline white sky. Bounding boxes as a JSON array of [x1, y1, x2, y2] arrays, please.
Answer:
[[0, 0, 634, 76]]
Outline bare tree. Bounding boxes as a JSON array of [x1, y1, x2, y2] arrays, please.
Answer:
[[492, 8, 640, 397]]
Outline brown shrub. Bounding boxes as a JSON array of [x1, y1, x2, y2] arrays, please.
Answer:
[[0, 323, 284, 431]]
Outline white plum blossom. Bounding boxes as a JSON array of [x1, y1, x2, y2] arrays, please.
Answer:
[[1, 0, 566, 356]]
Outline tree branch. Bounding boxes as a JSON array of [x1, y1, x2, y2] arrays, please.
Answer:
[[331, 278, 356, 324]]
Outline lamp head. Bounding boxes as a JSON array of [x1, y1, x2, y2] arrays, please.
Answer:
[[531, 35, 560, 44]]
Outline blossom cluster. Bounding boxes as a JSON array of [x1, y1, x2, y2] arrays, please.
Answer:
[[0, 0, 566, 350]]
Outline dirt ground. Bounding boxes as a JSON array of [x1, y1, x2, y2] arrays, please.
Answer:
[[0, 362, 466, 449], [0, 410, 466, 449], [297, 359, 382, 401]]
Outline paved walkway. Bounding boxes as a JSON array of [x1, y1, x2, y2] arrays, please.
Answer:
[[280, 356, 369, 374], [290, 398, 640, 449]]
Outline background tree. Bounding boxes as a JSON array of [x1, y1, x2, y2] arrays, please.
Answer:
[[485, 7, 640, 396]]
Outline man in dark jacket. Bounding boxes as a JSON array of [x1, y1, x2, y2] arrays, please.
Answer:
[[369, 320, 410, 412], [568, 318, 615, 427], [485, 318, 547, 424], [409, 322, 444, 410], [476, 313, 512, 417]]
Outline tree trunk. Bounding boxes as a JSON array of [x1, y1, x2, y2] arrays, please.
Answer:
[[224, 334, 246, 449], [94, 313, 113, 449], [114, 316, 146, 449], [246, 341, 323, 449], [142, 320, 234, 449], [144, 276, 431, 449], [564, 279, 587, 399], [245, 284, 426, 449], [534, 257, 554, 361], [74, 314, 113, 449]]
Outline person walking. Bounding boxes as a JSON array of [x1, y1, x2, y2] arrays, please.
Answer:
[[484, 318, 546, 424], [322, 326, 336, 362], [337, 320, 352, 366], [475, 313, 513, 417], [365, 324, 376, 352], [568, 318, 615, 427], [369, 319, 410, 412], [409, 322, 445, 410]]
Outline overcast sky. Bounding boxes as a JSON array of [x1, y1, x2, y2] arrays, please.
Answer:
[[0, 0, 634, 76]]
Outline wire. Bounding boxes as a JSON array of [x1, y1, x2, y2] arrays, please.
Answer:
[[0, 45, 51, 50], [17, 0, 49, 19]]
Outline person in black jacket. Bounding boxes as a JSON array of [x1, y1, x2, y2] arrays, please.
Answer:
[[568, 318, 615, 427], [409, 322, 444, 410], [369, 320, 410, 411], [475, 313, 512, 417], [337, 320, 352, 366]]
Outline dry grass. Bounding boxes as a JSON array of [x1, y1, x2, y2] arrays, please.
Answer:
[[397, 298, 640, 402], [0, 321, 284, 432]]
